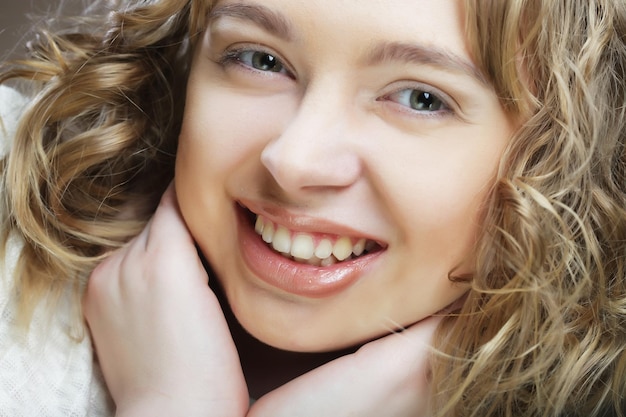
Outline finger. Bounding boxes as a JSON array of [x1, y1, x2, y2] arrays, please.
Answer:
[[357, 314, 443, 359], [83, 246, 125, 321], [250, 316, 443, 417], [143, 182, 195, 251], [119, 182, 205, 286], [85, 185, 186, 315]]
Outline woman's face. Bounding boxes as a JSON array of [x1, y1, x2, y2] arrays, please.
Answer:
[[176, 0, 515, 351]]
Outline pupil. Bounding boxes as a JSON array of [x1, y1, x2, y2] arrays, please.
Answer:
[[254, 53, 278, 71], [411, 91, 440, 111]]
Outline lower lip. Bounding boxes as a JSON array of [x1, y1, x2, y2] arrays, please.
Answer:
[[237, 207, 383, 298]]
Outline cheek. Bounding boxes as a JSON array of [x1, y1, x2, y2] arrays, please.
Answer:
[[382, 155, 496, 225], [177, 94, 250, 172], [403, 185, 487, 272], [174, 87, 293, 240], [378, 142, 503, 269], [178, 85, 295, 171]]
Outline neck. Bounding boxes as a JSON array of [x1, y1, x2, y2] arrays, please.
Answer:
[[209, 277, 358, 399]]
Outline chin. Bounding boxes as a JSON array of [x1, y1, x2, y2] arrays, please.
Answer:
[[226, 296, 398, 353]]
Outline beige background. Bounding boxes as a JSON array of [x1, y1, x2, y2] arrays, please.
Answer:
[[1, 2, 44, 59], [0, 1, 82, 59]]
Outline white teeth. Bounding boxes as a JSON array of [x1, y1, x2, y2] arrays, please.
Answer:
[[353, 238, 366, 256], [291, 234, 315, 259], [253, 214, 378, 266], [272, 226, 291, 254], [333, 236, 353, 261], [321, 256, 337, 267], [255, 216, 265, 234], [314, 239, 333, 259], [293, 256, 316, 265], [262, 221, 274, 244]]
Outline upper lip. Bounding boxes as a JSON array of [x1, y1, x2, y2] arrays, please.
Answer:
[[238, 199, 388, 246]]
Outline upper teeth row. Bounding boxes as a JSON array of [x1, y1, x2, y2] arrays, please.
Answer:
[[254, 215, 371, 265]]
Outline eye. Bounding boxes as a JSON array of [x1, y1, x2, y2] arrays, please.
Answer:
[[221, 48, 290, 75], [240, 50, 285, 72], [385, 88, 448, 113]]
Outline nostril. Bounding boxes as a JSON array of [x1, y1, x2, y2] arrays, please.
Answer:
[[259, 139, 289, 185]]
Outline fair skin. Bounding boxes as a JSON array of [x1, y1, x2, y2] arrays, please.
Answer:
[[176, 0, 514, 352], [84, 0, 516, 415], [85, 185, 442, 416]]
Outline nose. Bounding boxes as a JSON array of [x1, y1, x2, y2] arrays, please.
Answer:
[[260, 85, 362, 195]]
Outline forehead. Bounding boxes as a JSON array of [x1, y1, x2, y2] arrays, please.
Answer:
[[207, 0, 482, 82], [208, 0, 469, 50]]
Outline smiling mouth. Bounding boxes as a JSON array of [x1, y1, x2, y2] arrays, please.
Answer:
[[252, 213, 385, 267]]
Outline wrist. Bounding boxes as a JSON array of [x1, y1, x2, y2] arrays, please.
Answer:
[[115, 395, 206, 417], [115, 392, 248, 417]]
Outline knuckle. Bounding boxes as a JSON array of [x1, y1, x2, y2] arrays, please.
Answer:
[[86, 258, 112, 296], [83, 251, 122, 311]]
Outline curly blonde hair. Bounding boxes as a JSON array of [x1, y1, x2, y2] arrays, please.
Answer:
[[1, 0, 625, 416], [431, 1, 626, 416], [0, 0, 209, 323]]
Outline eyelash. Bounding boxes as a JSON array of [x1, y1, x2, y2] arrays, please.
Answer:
[[218, 46, 294, 78], [380, 86, 453, 118], [217, 47, 455, 118]]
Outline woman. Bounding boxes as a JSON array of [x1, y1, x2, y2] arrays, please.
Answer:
[[2, 0, 625, 415]]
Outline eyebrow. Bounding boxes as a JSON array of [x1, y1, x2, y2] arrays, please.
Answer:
[[208, 3, 294, 41], [207, 2, 488, 87], [364, 41, 488, 86]]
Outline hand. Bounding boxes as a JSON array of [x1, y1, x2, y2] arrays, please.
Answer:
[[83, 185, 249, 417], [248, 315, 442, 417]]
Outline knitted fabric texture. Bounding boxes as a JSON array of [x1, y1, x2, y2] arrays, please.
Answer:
[[0, 85, 114, 417]]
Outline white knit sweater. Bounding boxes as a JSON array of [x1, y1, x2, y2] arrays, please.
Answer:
[[0, 85, 114, 416]]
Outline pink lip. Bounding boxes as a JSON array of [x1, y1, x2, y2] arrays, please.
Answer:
[[236, 205, 383, 298], [238, 198, 385, 242]]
